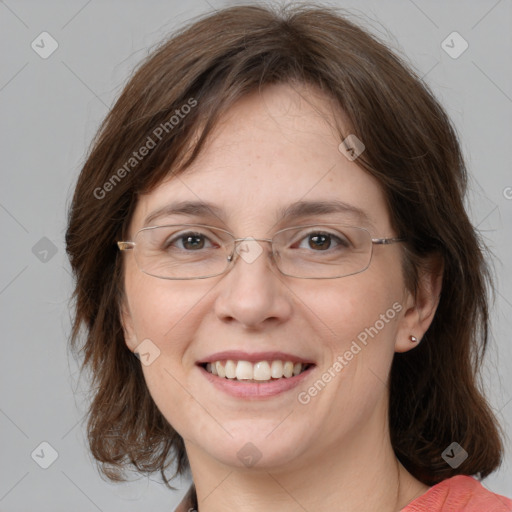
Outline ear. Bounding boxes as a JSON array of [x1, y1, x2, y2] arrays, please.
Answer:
[[395, 253, 444, 353], [119, 299, 138, 352]]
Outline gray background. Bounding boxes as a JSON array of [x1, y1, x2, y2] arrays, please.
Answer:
[[1, 0, 511, 510]]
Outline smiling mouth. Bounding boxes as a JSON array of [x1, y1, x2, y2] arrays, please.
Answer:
[[199, 360, 314, 382]]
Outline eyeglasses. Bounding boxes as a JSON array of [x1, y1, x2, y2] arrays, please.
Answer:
[[117, 223, 405, 280]]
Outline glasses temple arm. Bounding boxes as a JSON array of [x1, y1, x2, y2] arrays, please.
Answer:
[[371, 237, 405, 245], [117, 241, 135, 251]]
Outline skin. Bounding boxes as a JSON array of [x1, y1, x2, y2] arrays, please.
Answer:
[[121, 82, 442, 511]]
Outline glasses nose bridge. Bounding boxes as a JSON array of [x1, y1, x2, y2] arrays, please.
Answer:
[[227, 236, 276, 265], [232, 236, 273, 244], [232, 236, 275, 252]]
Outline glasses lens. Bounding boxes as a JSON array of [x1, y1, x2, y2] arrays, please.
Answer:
[[134, 225, 232, 279], [273, 225, 372, 278], [132, 224, 372, 280]]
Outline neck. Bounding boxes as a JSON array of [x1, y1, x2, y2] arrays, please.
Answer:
[[184, 400, 429, 512]]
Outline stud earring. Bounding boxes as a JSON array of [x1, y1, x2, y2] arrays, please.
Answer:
[[409, 335, 418, 343]]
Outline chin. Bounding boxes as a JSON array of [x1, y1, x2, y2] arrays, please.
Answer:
[[196, 423, 309, 470]]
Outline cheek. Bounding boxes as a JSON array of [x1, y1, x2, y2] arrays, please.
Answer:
[[123, 272, 214, 436], [302, 269, 402, 348], [124, 266, 208, 346], [299, 270, 405, 413]]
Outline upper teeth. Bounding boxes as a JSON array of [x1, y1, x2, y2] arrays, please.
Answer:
[[205, 360, 306, 381]]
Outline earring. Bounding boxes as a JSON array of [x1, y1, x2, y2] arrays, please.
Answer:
[[409, 335, 418, 343]]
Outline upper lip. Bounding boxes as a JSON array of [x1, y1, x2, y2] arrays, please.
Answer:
[[197, 350, 315, 365]]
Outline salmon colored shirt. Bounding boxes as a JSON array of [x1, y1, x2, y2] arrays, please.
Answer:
[[173, 476, 512, 512]]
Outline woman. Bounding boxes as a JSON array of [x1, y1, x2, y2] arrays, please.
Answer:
[[65, 4, 512, 511]]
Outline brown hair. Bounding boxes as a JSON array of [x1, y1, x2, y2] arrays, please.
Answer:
[[65, 3, 504, 488]]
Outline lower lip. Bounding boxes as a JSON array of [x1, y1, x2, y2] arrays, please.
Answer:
[[198, 365, 315, 399]]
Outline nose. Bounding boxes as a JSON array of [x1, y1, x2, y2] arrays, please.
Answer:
[[213, 238, 293, 330]]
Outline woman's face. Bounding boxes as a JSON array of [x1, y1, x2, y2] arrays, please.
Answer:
[[121, 83, 419, 471]]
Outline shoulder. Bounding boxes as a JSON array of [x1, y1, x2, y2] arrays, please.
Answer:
[[173, 484, 197, 512], [402, 475, 512, 512]]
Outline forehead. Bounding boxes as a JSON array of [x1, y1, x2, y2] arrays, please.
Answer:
[[130, 83, 392, 234]]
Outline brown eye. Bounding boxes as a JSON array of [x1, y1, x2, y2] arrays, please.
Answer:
[[296, 231, 350, 251], [180, 234, 206, 250], [308, 233, 331, 250], [165, 232, 213, 251]]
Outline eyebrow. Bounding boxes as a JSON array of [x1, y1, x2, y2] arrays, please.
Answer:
[[143, 199, 373, 228]]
